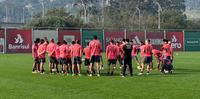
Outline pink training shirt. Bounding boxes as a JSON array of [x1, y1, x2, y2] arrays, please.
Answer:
[[120, 44, 124, 59], [32, 44, 38, 58], [59, 44, 67, 58], [89, 40, 101, 56], [71, 44, 82, 57], [66, 45, 71, 58], [131, 45, 138, 57], [83, 46, 90, 59], [162, 44, 172, 57], [106, 44, 117, 60], [115, 45, 120, 56], [152, 49, 162, 57], [140, 45, 146, 57], [144, 44, 153, 57], [55, 45, 60, 59], [47, 42, 56, 57], [38, 43, 47, 58]]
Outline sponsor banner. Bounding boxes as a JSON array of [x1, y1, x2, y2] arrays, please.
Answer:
[[146, 32, 164, 50], [32, 30, 58, 43], [6, 29, 32, 53], [0, 29, 5, 53], [82, 29, 104, 49], [104, 31, 125, 47], [185, 31, 200, 51], [58, 30, 81, 44], [166, 32, 183, 51], [126, 32, 145, 44]]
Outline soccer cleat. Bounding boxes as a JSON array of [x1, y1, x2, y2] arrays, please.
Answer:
[[32, 71, 37, 74], [72, 74, 75, 76], [88, 74, 92, 77], [78, 74, 81, 76], [40, 72, 45, 75], [138, 73, 143, 75], [97, 74, 100, 77], [52, 69, 56, 72], [146, 73, 150, 75], [121, 75, 125, 78]]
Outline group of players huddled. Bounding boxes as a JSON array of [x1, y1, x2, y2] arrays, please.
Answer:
[[32, 35, 173, 77]]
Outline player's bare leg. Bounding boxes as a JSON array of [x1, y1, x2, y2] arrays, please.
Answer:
[[135, 57, 141, 68], [37, 63, 40, 72], [88, 63, 93, 76], [147, 64, 150, 75], [138, 63, 144, 75], [55, 63, 59, 74], [77, 64, 81, 76], [111, 64, 116, 76], [96, 62, 100, 76], [72, 64, 75, 76], [32, 63, 37, 73], [40, 63, 45, 74]]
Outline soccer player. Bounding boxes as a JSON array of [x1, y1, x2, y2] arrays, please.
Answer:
[[122, 39, 133, 77], [38, 39, 47, 74], [88, 35, 102, 77], [55, 41, 61, 74], [138, 40, 153, 75], [66, 42, 72, 74], [152, 49, 162, 70], [32, 38, 40, 73], [83, 42, 91, 74], [116, 41, 123, 69], [161, 39, 173, 73], [106, 40, 117, 76], [131, 41, 141, 68], [168, 41, 174, 62], [138, 42, 145, 70], [59, 40, 68, 74], [71, 40, 82, 76], [47, 39, 57, 74]]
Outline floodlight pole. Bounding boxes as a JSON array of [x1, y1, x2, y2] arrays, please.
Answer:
[[101, 0, 104, 27], [80, 0, 87, 23], [154, 0, 162, 30], [136, 7, 141, 30]]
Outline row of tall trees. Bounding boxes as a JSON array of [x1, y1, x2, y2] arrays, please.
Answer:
[[1, 0, 199, 29]]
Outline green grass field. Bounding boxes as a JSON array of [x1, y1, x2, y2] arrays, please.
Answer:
[[0, 52, 200, 99]]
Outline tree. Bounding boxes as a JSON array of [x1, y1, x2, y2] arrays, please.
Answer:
[[26, 7, 83, 28]]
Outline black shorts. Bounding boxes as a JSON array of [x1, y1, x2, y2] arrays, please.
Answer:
[[85, 59, 90, 66], [60, 58, 66, 65], [142, 56, 151, 64], [66, 58, 72, 65], [55, 58, 59, 64], [39, 58, 46, 63], [90, 55, 100, 63], [49, 57, 57, 63], [72, 57, 81, 64], [108, 59, 116, 65], [34, 57, 39, 63]]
